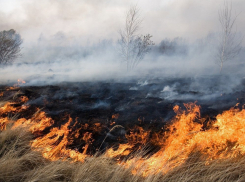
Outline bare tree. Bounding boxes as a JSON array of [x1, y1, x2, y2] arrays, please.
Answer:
[[118, 6, 154, 71], [0, 29, 22, 65], [216, 0, 242, 73]]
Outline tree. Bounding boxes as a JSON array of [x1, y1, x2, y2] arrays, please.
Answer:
[[157, 37, 188, 56], [0, 29, 22, 65], [216, 0, 242, 73], [118, 5, 154, 71]]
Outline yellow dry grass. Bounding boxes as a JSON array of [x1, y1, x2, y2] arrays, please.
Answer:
[[1, 125, 245, 182]]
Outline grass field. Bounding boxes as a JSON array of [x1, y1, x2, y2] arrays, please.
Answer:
[[1, 91, 245, 182], [1, 124, 245, 182]]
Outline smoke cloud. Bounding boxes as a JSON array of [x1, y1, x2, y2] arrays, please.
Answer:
[[0, 0, 244, 87]]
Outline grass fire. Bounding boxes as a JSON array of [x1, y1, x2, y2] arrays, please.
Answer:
[[1, 0, 245, 181], [1, 78, 245, 182]]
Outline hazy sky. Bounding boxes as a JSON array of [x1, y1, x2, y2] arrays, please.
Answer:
[[0, 0, 244, 46]]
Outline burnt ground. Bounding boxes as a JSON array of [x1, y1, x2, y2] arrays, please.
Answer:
[[1, 75, 245, 155]]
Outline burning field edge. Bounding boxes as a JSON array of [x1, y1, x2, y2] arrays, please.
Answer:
[[1, 80, 245, 182]]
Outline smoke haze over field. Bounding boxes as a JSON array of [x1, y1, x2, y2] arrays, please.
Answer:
[[0, 0, 244, 84], [1, 0, 245, 44]]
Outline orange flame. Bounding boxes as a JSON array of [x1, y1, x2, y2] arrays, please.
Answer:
[[0, 102, 17, 114], [105, 144, 133, 158], [114, 103, 245, 176], [2, 96, 245, 177], [31, 116, 87, 162], [6, 79, 26, 90], [0, 117, 11, 130], [13, 111, 54, 133], [19, 96, 29, 102]]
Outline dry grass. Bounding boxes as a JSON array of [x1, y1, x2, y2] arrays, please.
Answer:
[[158, 156, 245, 182], [0, 125, 137, 182], [1, 126, 245, 182]]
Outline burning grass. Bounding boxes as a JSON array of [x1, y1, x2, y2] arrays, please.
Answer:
[[1, 85, 245, 181], [1, 123, 245, 182], [0, 125, 136, 182]]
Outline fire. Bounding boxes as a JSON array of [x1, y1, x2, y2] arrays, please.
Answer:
[[112, 113, 119, 119], [0, 117, 11, 130], [0, 96, 90, 162], [0, 102, 18, 130], [115, 103, 245, 176], [0, 99, 30, 129], [6, 79, 26, 90], [105, 144, 133, 158], [120, 103, 202, 175], [17, 79, 26, 85], [12, 110, 54, 133], [19, 96, 28, 102], [0, 102, 17, 113], [31, 116, 88, 162], [1, 89, 245, 177], [126, 126, 150, 147]]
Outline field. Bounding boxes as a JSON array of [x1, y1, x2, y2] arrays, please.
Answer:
[[1, 76, 245, 182]]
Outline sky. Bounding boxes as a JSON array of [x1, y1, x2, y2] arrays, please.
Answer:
[[0, 0, 244, 47]]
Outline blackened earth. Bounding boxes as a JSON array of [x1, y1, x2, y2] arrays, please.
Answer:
[[1, 75, 245, 155]]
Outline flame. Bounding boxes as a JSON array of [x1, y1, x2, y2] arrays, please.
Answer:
[[105, 144, 133, 158], [0, 117, 11, 130], [120, 103, 202, 175], [0, 102, 17, 114], [13, 111, 54, 133], [31, 116, 87, 162], [17, 79, 26, 85], [112, 113, 119, 119], [0, 99, 30, 130], [0, 98, 90, 162], [114, 103, 245, 176], [19, 96, 29, 102], [2, 92, 245, 177], [6, 79, 26, 90]]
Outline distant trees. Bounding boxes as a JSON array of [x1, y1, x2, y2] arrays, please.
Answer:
[[118, 5, 154, 71], [0, 29, 22, 65], [216, 0, 242, 73], [157, 37, 188, 56]]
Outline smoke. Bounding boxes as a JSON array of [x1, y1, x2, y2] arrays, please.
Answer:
[[0, 0, 244, 89], [1, 0, 245, 44]]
